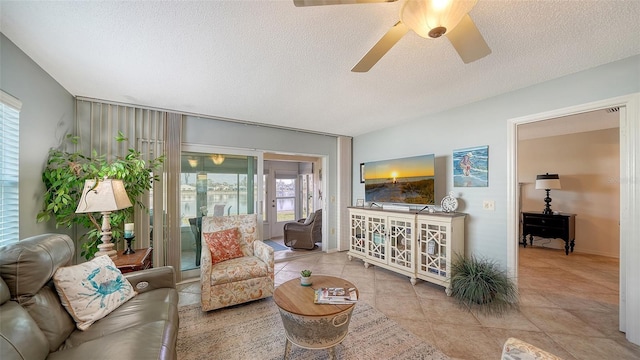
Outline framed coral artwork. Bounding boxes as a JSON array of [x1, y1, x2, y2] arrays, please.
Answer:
[[453, 145, 488, 187]]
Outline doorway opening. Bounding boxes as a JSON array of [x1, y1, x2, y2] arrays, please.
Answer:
[[507, 93, 640, 344], [263, 153, 324, 261]]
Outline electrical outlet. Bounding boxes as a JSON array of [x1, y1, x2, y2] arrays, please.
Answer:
[[483, 200, 495, 211]]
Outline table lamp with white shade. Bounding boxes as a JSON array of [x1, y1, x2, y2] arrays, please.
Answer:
[[76, 178, 132, 259], [535, 173, 561, 215]]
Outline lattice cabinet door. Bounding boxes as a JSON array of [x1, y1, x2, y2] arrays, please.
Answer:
[[367, 214, 387, 261], [388, 216, 414, 271], [416, 214, 465, 292], [349, 210, 367, 257], [417, 222, 449, 280]]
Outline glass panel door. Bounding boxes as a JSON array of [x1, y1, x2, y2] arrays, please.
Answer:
[[276, 176, 296, 222], [300, 173, 314, 219], [179, 150, 262, 276], [268, 172, 296, 238]]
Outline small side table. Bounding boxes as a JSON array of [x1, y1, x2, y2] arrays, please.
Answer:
[[113, 248, 153, 273], [274, 275, 358, 359]]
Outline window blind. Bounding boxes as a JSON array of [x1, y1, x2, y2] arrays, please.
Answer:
[[75, 99, 167, 261], [0, 91, 22, 246]]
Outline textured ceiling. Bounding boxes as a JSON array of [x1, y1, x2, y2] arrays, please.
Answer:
[[1, 0, 639, 137]]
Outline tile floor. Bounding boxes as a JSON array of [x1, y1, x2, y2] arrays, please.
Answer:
[[177, 246, 640, 360], [270, 235, 322, 262]]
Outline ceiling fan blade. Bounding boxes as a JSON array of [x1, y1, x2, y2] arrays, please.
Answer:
[[445, 14, 491, 64], [352, 21, 409, 73], [294, 0, 396, 6]]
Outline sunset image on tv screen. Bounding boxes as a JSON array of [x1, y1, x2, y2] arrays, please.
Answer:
[[364, 154, 435, 205]]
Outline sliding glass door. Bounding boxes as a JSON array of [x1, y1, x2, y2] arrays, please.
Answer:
[[178, 147, 263, 279]]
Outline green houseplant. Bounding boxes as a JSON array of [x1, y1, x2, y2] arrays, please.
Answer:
[[449, 254, 519, 315], [300, 269, 312, 286], [37, 132, 164, 260]]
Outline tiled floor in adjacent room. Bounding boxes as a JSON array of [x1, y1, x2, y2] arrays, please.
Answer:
[[177, 246, 640, 360]]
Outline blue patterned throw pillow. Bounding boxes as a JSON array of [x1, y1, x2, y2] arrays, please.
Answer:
[[53, 255, 136, 330]]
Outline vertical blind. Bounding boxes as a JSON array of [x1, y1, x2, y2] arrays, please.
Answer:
[[75, 99, 166, 257], [0, 91, 22, 246], [76, 98, 181, 266]]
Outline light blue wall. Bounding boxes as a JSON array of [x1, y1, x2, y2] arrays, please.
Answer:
[[183, 115, 340, 249], [353, 55, 640, 265], [0, 33, 75, 239]]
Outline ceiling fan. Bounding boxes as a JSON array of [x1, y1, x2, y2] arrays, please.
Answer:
[[294, 0, 491, 72]]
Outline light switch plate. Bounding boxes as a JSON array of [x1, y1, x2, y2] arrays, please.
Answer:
[[483, 200, 495, 211]]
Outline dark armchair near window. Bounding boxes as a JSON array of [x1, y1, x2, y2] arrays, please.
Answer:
[[283, 209, 322, 250], [188, 217, 202, 266]]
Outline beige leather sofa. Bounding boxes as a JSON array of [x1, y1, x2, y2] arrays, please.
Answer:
[[0, 234, 179, 360]]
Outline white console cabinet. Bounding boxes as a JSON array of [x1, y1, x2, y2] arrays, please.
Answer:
[[348, 207, 465, 292]]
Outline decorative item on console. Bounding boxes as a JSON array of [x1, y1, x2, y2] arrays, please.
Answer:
[[535, 173, 561, 215], [440, 191, 459, 213]]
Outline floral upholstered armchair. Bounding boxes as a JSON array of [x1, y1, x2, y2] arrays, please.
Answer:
[[200, 214, 274, 311]]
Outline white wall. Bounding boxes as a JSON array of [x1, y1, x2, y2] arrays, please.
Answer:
[[353, 54, 640, 267], [183, 115, 340, 249], [518, 128, 620, 257], [0, 34, 75, 240]]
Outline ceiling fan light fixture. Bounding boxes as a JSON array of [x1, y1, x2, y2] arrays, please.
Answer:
[[400, 0, 477, 39]]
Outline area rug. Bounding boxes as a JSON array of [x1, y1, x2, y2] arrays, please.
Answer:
[[263, 239, 288, 252], [177, 298, 449, 360]]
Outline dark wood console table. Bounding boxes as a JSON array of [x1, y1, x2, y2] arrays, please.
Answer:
[[521, 212, 576, 255], [113, 248, 153, 273]]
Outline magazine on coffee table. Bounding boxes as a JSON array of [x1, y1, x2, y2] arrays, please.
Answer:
[[314, 287, 358, 304]]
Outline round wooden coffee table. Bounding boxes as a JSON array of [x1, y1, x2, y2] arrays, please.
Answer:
[[273, 275, 358, 360]]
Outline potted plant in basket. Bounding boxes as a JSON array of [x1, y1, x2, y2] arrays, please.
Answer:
[[300, 269, 312, 286], [37, 132, 164, 260], [449, 254, 519, 315]]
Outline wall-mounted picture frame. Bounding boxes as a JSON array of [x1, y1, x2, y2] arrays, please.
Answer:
[[360, 163, 365, 183], [356, 199, 364, 207], [453, 145, 489, 187]]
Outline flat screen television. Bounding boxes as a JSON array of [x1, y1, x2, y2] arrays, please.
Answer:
[[364, 154, 435, 205]]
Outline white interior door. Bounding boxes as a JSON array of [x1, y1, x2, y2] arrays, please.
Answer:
[[269, 170, 297, 238]]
